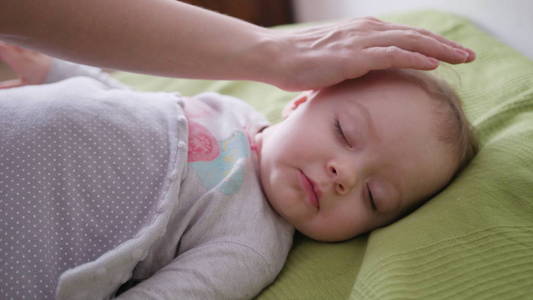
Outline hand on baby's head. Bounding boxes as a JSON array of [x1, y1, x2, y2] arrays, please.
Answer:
[[256, 69, 478, 242]]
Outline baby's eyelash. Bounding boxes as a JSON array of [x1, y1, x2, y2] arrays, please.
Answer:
[[334, 118, 350, 146]]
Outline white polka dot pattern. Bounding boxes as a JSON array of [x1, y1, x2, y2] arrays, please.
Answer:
[[0, 79, 180, 299]]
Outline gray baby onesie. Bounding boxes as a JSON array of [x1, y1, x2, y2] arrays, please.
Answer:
[[0, 74, 187, 299], [1, 60, 294, 299]]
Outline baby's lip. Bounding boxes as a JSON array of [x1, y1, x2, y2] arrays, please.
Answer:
[[299, 170, 321, 209], [307, 176, 322, 203]]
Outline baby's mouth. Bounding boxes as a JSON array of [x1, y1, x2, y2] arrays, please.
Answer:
[[299, 170, 321, 209]]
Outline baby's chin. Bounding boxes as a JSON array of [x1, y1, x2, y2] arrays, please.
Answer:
[[297, 225, 359, 242], [290, 213, 364, 242]]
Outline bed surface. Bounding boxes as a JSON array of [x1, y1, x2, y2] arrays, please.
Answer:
[[113, 10, 533, 299]]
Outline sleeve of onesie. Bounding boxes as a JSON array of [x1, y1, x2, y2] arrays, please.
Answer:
[[44, 58, 131, 90], [115, 241, 278, 300]]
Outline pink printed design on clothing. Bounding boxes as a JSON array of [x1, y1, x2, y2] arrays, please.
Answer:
[[187, 120, 219, 162]]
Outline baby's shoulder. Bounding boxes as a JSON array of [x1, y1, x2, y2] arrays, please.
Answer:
[[189, 92, 264, 120]]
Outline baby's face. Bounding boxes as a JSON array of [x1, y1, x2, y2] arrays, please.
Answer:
[[254, 74, 457, 241]]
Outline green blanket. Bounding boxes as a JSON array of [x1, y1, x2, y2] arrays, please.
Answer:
[[113, 10, 533, 300]]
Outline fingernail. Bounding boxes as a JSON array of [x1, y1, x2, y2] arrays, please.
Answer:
[[466, 48, 476, 61], [456, 49, 469, 60], [470, 50, 477, 60], [428, 57, 439, 66]]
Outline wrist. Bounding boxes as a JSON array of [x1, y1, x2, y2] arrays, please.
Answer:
[[242, 27, 291, 89]]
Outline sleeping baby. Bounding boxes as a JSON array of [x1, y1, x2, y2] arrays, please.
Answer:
[[0, 45, 477, 299]]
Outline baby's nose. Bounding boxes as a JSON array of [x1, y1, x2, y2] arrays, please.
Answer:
[[328, 162, 357, 195]]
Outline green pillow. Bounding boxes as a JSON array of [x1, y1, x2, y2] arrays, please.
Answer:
[[113, 10, 533, 300]]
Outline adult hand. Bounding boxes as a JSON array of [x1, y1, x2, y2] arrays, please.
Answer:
[[0, 42, 51, 89], [0, 0, 475, 92], [267, 17, 475, 91]]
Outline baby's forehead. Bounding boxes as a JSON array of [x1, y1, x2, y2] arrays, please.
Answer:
[[336, 71, 425, 93], [319, 72, 428, 108]]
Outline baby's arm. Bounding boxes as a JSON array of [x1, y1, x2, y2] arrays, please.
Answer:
[[0, 42, 129, 90], [45, 58, 130, 90], [116, 242, 277, 299]]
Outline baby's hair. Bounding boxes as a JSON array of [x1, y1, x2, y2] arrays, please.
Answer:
[[367, 69, 479, 221], [391, 69, 479, 177]]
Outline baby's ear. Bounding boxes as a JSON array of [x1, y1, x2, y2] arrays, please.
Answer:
[[281, 91, 315, 119]]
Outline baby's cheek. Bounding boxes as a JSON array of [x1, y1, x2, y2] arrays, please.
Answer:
[[187, 120, 219, 162]]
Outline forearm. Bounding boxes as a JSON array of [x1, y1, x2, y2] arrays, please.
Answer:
[[1, 0, 476, 91], [0, 0, 279, 83]]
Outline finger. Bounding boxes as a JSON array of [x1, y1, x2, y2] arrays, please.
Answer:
[[0, 42, 8, 59], [0, 79, 24, 89], [363, 30, 470, 64], [0, 44, 32, 72], [362, 46, 440, 72], [0, 43, 19, 62], [376, 22, 476, 62], [0, 42, 34, 61], [0, 41, 20, 52]]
